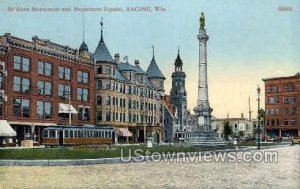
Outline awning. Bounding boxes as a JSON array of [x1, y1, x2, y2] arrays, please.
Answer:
[[118, 128, 133, 137], [58, 103, 78, 114], [0, 120, 16, 137], [9, 121, 57, 127]]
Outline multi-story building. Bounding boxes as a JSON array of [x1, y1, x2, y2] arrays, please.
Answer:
[[163, 50, 192, 143], [263, 73, 300, 139], [211, 115, 256, 138], [93, 23, 165, 143], [0, 33, 95, 144]]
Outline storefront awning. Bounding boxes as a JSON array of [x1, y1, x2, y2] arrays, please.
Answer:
[[58, 103, 78, 114], [0, 120, 16, 137], [9, 121, 57, 127], [118, 128, 133, 137]]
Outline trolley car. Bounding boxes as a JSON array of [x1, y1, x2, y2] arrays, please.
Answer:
[[42, 126, 115, 146]]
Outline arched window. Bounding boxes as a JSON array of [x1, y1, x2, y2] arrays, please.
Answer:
[[96, 96, 102, 106], [106, 96, 111, 105], [97, 66, 102, 74], [0, 97, 3, 116]]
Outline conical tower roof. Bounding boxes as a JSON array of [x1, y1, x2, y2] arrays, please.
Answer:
[[79, 41, 89, 52], [147, 56, 165, 79], [92, 19, 113, 62], [175, 53, 183, 67]]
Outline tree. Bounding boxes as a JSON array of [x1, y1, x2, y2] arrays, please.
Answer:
[[238, 131, 245, 137], [223, 120, 232, 142]]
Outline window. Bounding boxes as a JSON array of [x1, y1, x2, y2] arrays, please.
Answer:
[[283, 85, 289, 92], [133, 86, 137, 95], [112, 67, 115, 76], [96, 96, 102, 105], [58, 66, 71, 80], [77, 71, 88, 83], [77, 88, 88, 101], [13, 76, 30, 93], [97, 66, 102, 74], [290, 96, 296, 104], [0, 73, 3, 89], [106, 80, 111, 90], [106, 111, 111, 121], [128, 86, 132, 94], [37, 81, 52, 96], [37, 101, 52, 119], [106, 96, 111, 105], [38, 61, 52, 76], [283, 97, 288, 104], [283, 108, 289, 115], [13, 98, 30, 118], [58, 84, 71, 99], [0, 97, 3, 116], [105, 66, 111, 75], [276, 119, 280, 126], [128, 99, 132, 109], [266, 86, 272, 93], [290, 119, 296, 126], [13, 55, 30, 72], [97, 80, 102, 89], [271, 119, 275, 126], [290, 107, 296, 115], [78, 107, 90, 120], [284, 119, 289, 125], [96, 111, 102, 121], [289, 85, 295, 92]]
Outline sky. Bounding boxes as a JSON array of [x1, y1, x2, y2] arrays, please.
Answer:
[[0, 0, 299, 118]]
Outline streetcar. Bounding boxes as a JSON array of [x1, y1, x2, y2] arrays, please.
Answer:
[[42, 125, 116, 146]]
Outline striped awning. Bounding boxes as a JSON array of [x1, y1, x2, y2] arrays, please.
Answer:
[[118, 128, 132, 137], [58, 103, 78, 114], [0, 120, 16, 137]]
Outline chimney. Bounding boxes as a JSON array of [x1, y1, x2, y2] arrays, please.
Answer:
[[134, 60, 139, 66], [114, 53, 120, 63], [241, 113, 244, 119]]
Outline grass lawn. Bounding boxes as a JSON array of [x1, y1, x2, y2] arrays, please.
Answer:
[[0, 145, 238, 160]]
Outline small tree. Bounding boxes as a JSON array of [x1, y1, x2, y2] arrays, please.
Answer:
[[238, 131, 245, 137], [223, 120, 232, 142]]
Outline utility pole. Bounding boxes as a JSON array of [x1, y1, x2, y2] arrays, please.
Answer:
[[68, 85, 72, 126], [248, 96, 252, 121], [257, 86, 261, 150]]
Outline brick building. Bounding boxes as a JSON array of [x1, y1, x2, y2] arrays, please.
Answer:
[[0, 33, 95, 144], [263, 73, 300, 139], [92, 22, 165, 143]]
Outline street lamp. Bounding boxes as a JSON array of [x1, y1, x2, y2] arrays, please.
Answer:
[[257, 85, 261, 150]]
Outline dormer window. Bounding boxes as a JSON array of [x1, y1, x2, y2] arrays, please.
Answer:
[[97, 66, 102, 74]]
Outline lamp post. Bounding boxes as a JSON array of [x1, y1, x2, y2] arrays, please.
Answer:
[[257, 85, 261, 150]]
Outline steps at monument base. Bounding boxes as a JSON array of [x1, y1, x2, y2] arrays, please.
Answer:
[[185, 136, 227, 146]]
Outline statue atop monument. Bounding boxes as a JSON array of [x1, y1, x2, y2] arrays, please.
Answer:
[[200, 12, 205, 30]]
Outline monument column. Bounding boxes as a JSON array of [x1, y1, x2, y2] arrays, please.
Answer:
[[193, 12, 213, 129]]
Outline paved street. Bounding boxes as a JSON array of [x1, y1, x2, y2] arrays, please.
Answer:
[[0, 145, 299, 189]]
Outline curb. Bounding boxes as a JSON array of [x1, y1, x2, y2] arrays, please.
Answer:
[[0, 145, 292, 166]]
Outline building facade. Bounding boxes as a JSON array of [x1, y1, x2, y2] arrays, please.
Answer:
[[0, 33, 95, 144], [211, 116, 256, 139], [263, 73, 300, 139], [163, 51, 193, 143], [92, 23, 165, 143]]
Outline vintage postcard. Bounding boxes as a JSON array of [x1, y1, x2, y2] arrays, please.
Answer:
[[0, 0, 299, 188]]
